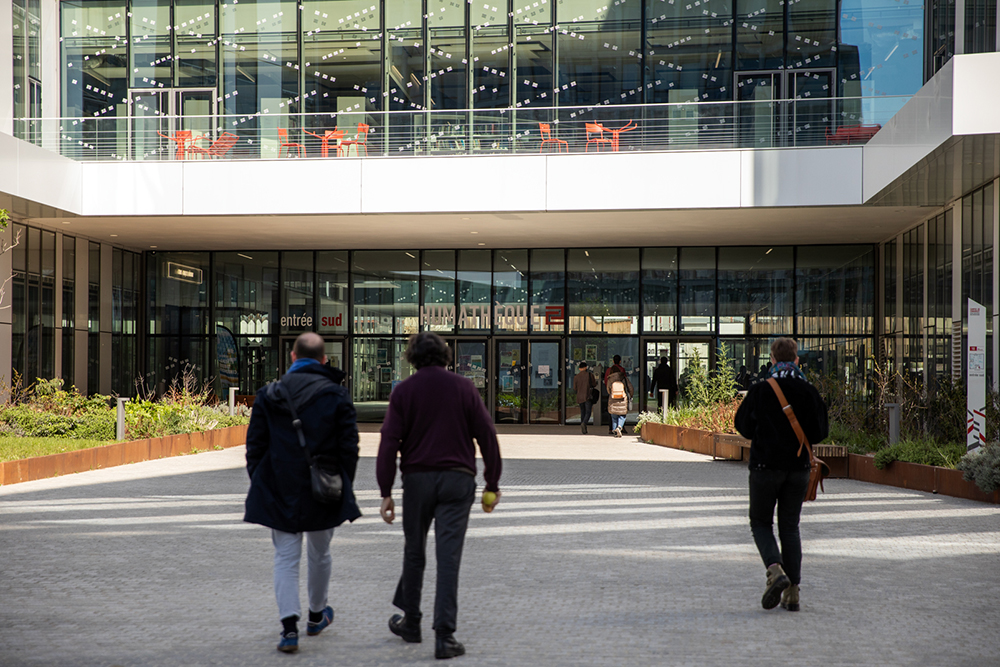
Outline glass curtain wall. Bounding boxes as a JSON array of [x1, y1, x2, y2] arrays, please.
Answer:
[[59, 0, 929, 158], [88, 242, 101, 395], [796, 245, 875, 387], [962, 183, 995, 382], [902, 226, 925, 384], [147, 251, 210, 395], [965, 0, 998, 53], [139, 243, 883, 421], [112, 248, 141, 395], [567, 248, 639, 334], [214, 252, 279, 393], [13, 0, 42, 143], [927, 210, 954, 379], [62, 238, 76, 388]]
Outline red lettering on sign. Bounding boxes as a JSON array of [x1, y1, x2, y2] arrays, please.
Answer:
[[544, 305, 565, 326]]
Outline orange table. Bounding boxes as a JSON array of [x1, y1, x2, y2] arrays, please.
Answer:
[[304, 129, 344, 157], [604, 120, 637, 152]]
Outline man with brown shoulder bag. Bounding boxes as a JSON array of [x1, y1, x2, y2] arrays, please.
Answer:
[[735, 337, 828, 612]]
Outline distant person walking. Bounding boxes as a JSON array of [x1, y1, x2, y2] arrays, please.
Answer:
[[605, 356, 633, 438], [735, 337, 828, 612], [378, 332, 503, 660], [244, 332, 361, 653], [573, 361, 598, 434], [648, 356, 678, 410]]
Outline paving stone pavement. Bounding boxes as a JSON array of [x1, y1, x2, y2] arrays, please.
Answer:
[[1, 432, 999, 667]]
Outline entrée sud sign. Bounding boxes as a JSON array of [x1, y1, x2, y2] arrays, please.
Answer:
[[279, 305, 565, 330]]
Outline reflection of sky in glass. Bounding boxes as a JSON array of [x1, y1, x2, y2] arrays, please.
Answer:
[[840, 0, 924, 98]]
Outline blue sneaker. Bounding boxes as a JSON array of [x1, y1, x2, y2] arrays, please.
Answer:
[[307, 606, 334, 637], [277, 631, 298, 653]]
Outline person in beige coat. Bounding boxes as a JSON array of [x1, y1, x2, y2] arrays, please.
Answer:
[[605, 359, 633, 437]]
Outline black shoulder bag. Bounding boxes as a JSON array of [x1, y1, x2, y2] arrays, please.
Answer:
[[271, 382, 343, 504]]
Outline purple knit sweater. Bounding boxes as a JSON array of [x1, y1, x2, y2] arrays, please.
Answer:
[[377, 365, 502, 497]]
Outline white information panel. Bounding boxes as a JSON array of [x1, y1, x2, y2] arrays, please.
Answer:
[[967, 299, 987, 453]]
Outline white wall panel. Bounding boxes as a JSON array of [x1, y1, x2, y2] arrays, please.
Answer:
[[16, 139, 83, 213], [952, 53, 1000, 136], [546, 151, 742, 210], [181, 159, 363, 215], [741, 148, 863, 207], [81, 162, 183, 215], [360, 155, 547, 213]]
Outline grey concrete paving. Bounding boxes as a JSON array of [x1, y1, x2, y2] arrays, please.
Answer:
[[1, 432, 999, 667]]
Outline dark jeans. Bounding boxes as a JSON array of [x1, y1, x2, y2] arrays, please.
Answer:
[[579, 401, 593, 427], [748, 467, 810, 585], [393, 470, 475, 636]]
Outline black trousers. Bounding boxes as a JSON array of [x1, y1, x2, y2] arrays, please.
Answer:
[[393, 470, 475, 636], [748, 468, 810, 585]]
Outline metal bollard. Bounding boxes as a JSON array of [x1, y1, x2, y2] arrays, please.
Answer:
[[229, 387, 237, 417], [116, 397, 127, 441], [659, 389, 670, 414], [886, 402, 900, 445]]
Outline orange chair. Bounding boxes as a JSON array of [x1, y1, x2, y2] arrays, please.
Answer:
[[340, 123, 370, 156], [278, 127, 306, 158], [188, 132, 239, 159], [585, 123, 612, 152], [538, 122, 567, 153], [157, 130, 193, 160]]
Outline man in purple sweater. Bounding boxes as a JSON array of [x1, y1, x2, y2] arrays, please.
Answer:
[[377, 332, 502, 660]]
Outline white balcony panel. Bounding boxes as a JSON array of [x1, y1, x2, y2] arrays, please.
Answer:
[[82, 162, 184, 216], [545, 151, 742, 211], [952, 53, 1000, 136], [741, 148, 863, 207], [0, 133, 82, 213], [181, 158, 363, 216], [360, 155, 547, 213]]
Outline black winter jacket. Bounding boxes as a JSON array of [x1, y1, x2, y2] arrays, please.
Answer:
[[244, 363, 362, 532], [734, 374, 829, 471]]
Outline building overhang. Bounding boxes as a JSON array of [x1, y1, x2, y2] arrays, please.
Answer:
[[863, 53, 1000, 207]]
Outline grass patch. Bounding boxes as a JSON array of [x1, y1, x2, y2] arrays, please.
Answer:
[[0, 436, 113, 463]]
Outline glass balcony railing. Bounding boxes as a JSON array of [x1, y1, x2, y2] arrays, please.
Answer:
[[14, 97, 909, 162]]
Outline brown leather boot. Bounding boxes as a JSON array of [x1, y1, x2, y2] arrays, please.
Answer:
[[780, 584, 800, 611], [762, 563, 790, 610]]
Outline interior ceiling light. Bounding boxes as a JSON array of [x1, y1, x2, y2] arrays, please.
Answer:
[[238, 253, 253, 260]]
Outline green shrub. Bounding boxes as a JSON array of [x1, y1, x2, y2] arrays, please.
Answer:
[[823, 421, 885, 455], [957, 443, 1000, 494], [634, 410, 669, 434], [873, 438, 966, 470]]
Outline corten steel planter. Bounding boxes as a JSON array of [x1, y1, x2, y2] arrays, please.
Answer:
[[0, 425, 249, 487], [848, 454, 999, 504], [713, 433, 749, 461], [642, 423, 745, 460]]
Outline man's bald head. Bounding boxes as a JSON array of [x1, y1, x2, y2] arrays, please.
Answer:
[[292, 331, 325, 362]]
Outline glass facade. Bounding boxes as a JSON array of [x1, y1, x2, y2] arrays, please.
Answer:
[[138, 245, 876, 422], [57, 0, 927, 158], [12, 0, 42, 143]]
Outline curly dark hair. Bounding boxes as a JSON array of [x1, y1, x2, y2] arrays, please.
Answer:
[[405, 332, 452, 369]]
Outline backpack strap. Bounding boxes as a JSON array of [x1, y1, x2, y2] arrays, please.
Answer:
[[766, 378, 812, 460], [268, 381, 315, 467]]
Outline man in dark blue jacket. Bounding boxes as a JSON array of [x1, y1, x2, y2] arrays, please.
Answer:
[[735, 337, 828, 613], [244, 332, 361, 653]]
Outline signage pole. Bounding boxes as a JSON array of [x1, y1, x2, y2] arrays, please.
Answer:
[[967, 299, 987, 453]]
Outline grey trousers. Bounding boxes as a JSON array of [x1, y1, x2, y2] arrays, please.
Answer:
[[393, 470, 476, 636], [272, 527, 335, 621]]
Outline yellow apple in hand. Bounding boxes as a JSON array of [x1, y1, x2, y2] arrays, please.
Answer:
[[482, 490, 497, 512]]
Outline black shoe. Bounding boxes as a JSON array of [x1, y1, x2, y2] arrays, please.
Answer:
[[435, 634, 465, 659], [582, 425, 587, 434], [389, 614, 422, 643]]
